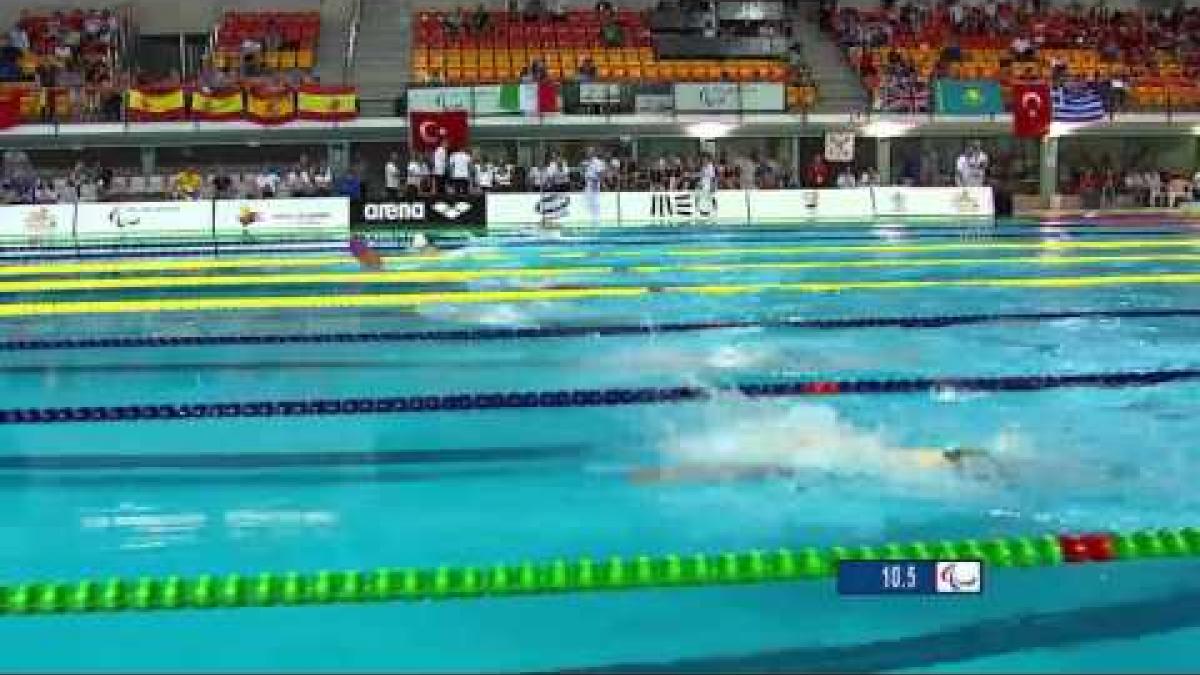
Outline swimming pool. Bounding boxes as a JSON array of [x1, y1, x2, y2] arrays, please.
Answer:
[[0, 221, 1198, 672]]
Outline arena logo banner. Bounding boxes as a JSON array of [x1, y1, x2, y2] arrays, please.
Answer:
[[485, 192, 620, 229], [75, 201, 214, 239], [352, 196, 486, 229], [871, 187, 995, 218], [214, 198, 351, 236], [620, 190, 750, 226], [0, 204, 75, 243], [748, 188, 874, 222]]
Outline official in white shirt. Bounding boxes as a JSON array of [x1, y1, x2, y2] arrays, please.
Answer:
[[431, 141, 449, 194], [583, 148, 606, 226], [406, 157, 425, 197], [384, 152, 403, 199], [476, 159, 496, 192], [448, 147, 473, 195]]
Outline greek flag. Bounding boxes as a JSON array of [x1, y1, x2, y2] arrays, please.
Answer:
[[1052, 86, 1106, 122]]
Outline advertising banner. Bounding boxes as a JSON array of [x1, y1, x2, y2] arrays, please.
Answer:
[[0, 204, 75, 243], [619, 190, 750, 226], [214, 198, 350, 236], [872, 187, 995, 218], [748, 188, 874, 222], [486, 192, 621, 228], [407, 86, 510, 115], [76, 201, 215, 239], [352, 196, 486, 229], [579, 83, 623, 106], [673, 83, 784, 112]]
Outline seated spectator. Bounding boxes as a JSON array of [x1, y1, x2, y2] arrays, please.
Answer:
[[835, 167, 857, 188], [529, 58, 548, 81], [425, 69, 445, 85], [0, 37, 22, 81], [337, 169, 362, 200], [8, 18, 29, 52], [470, 4, 491, 35], [313, 164, 333, 196], [35, 178, 58, 204], [1011, 35, 1035, 60], [941, 40, 963, 63], [264, 19, 283, 53], [580, 56, 599, 80], [442, 10, 463, 36], [596, 0, 615, 16], [601, 17, 625, 47], [523, 0, 545, 23]]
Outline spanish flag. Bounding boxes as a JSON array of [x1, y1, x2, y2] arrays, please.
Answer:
[[127, 85, 187, 121], [246, 86, 296, 125], [296, 85, 358, 121], [191, 87, 244, 121]]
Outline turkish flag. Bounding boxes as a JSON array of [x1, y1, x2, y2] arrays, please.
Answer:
[[1013, 84, 1051, 138], [409, 111, 469, 153]]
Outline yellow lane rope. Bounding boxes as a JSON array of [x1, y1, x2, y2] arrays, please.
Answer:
[[1, 238, 1198, 277], [5, 253, 1200, 294], [0, 267, 615, 293], [3, 273, 1199, 317]]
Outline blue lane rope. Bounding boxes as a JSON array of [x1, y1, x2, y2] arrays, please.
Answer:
[[1, 369, 1197, 425], [2, 308, 1196, 352]]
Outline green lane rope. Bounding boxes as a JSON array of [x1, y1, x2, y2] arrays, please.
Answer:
[[2, 528, 1197, 616]]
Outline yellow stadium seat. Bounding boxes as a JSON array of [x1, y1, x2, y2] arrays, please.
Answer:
[[296, 49, 314, 69], [279, 51, 296, 69]]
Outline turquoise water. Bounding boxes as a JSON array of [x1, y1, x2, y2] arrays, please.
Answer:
[[0, 222, 1199, 672]]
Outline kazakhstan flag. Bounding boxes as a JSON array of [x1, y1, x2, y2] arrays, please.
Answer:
[[934, 79, 1004, 115]]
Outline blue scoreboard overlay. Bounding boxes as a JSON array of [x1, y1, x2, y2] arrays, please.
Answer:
[[837, 560, 984, 595]]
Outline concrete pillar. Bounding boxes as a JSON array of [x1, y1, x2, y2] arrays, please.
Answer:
[[876, 137, 892, 186], [140, 146, 156, 176], [1039, 136, 1058, 207]]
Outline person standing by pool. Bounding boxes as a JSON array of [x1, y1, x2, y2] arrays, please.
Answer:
[[431, 139, 449, 194], [698, 153, 718, 216], [583, 147, 606, 227], [384, 152, 403, 200]]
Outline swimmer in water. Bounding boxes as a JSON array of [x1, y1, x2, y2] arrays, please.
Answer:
[[627, 446, 1008, 486]]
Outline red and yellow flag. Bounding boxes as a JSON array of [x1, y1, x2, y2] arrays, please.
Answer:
[[296, 85, 358, 121], [191, 87, 244, 120], [127, 85, 186, 121], [246, 86, 296, 125]]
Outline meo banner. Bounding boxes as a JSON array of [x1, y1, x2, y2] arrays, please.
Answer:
[[214, 198, 350, 235], [619, 190, 749, 226]]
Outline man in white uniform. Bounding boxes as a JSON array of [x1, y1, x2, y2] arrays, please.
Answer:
[[583, 148, 606, 226], [476, 157, 496, 192], [431, 140, 449, 194], [448, 146, 473, 195], [384, 152, 402, 200], [698, 153, 718, 217], [955, 141, 988, 188], [406, 155, 425, 197]]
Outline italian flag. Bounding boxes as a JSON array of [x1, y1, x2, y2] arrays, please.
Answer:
[[499, 82, 560, 115]]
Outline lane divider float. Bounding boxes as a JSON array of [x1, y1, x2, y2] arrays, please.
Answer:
[[1, 237, 1198, 278], [5, 273, 1200, 317], [1, 528, 1195, 616], [8, 254, 1200, 293], [1, 308, 1196, 352], [1, 369, 1197, 425]]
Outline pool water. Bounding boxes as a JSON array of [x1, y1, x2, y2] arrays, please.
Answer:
[[0, 221, 1199, 672]]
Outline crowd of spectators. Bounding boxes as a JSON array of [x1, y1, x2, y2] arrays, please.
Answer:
[[1071, 166, 1200, 208], [385, 144, 884, 196], [1, 9, 119, 85], [0, 153, 347, 205], [832, 0, 1200, 112]]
